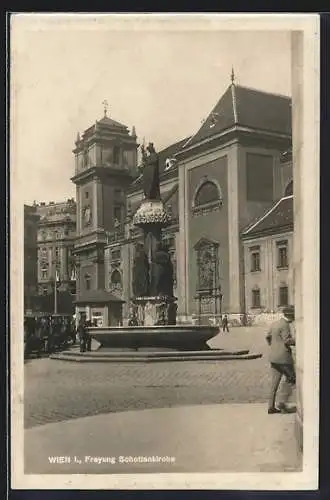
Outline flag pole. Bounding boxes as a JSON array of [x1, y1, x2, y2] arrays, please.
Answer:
[[54, 274, 58, 314]]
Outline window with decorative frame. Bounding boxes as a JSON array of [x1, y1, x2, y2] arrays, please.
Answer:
[[279, 284, 289, 306], [111, 249, 121, 261], [252, 287, 261, 308], [277, 241, 288, 268], [109, 269, 122, 296], [250, 246, 261, 272], [41, 267, 48, 280], [192, 178, 223, 216]]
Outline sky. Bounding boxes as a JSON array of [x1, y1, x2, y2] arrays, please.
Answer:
[[11, 16, 291, 204]]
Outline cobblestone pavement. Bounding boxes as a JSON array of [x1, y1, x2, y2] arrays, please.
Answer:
[[25, 327, 281, 429]]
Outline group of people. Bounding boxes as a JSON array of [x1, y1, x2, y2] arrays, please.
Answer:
[[24, 315, 76, 356], [24, 314, 99, 355]]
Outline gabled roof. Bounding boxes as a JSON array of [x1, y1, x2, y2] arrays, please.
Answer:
[[97, 115, 128, 130], [184, 84, 291, 148], [241, 195, 293, 238]]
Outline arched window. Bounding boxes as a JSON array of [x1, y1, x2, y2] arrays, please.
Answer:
[[111, 269, 122, 286], [285, 180, 293, 197], [192, 178, 223, 216], [195, 181, 220, 206], [109, 269, 122, 296]]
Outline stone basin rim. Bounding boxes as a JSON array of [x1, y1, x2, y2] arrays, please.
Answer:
[[87, 326, 219, 331]]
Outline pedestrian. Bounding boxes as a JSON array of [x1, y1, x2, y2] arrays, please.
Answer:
[[86, 320, 93, 352], [222, 314, 229, 333], [78, 317, 87, 352], [266, 305, 296, 414]]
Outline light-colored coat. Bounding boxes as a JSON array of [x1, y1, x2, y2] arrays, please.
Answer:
[[266, 317, 295, 365]]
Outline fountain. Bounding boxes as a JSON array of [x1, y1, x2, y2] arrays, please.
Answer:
[[51, 143, 262, 362], [90, 141, 219, 353]]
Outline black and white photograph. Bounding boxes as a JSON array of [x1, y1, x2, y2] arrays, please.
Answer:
[[10, 13, 319, 490]]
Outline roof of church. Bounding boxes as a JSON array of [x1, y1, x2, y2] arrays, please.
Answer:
[[183, 84, 291, 148], [241, 195, 293, 238]]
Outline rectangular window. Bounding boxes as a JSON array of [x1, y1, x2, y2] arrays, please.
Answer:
[[41, 285, 48, 296], [251, 251, 261, 272], [252, 288, 261, 308], [41, 268, 48, 280], [277, 243, 288, 268], [85, 275, 91, 290], [113, 146, 120, 164], [246, 153, 274, 202], [111, 249, 121, 261], [114, 204, 122, 222], [279, 286, 289, 306]]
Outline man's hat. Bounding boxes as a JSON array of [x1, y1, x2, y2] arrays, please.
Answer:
[[283, 305, 295, 318]]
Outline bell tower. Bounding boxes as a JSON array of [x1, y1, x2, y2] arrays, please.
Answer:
[[71, 104, 138, 324]]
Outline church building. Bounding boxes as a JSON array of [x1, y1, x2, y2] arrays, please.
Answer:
[[72, 76, 293, 326]]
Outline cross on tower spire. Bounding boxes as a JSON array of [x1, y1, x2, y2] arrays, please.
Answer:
[[102, 100, 109, 117], [231, 66, 235, 84]]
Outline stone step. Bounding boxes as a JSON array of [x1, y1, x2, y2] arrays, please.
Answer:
[[50, 352, 262, 363]]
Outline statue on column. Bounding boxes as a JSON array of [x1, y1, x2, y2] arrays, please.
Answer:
[[140, 143, 161, 201]]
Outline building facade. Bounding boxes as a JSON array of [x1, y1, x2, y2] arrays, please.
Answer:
[[241, 194, 293, 324], [71, 111, 138, 325], [36, 199, 77, 297], [74, 79, 294, 326], [24, 204, 40, 312]]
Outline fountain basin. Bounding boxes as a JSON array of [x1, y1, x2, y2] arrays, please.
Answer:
[[88, 325, 219, 351]]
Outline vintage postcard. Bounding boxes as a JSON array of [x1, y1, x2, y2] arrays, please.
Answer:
[[10, 13, 319, 490]]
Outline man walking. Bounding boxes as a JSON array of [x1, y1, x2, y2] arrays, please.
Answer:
[[266, 305, 296, 414]]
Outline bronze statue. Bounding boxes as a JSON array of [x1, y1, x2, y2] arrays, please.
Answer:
[[132, 243, 150, 297], [140, 143, 161, 201], [150, 242, 174, 298]]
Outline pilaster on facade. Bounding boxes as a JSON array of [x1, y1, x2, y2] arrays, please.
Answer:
[[227, 142, 241, 313], [176, 162, 188, 319]]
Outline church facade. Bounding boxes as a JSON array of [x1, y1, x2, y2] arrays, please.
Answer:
[[72, 79, 293, 326]]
